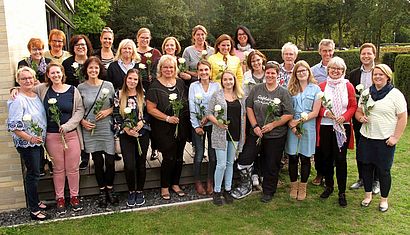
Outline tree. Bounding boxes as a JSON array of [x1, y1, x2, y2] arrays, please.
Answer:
[[73, 0, 111, 35]]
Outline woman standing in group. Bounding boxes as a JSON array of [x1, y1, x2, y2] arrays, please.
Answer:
[[107, 39, 141, 90], [188, 60, 219, 195], [7, 67, 50, 221], [113, 68, 150, 207], [285, 60, 321, 201], [231, 62, 293, 202], [234, 25, 256, 72], [44, 29, 71, 64], [316, 57, 357, 207], [182, 25, 214, 80], [78, 57, 117, 208], [162, 36, 192, 86], [62, 35, 93, 87], [18, 38, 52, 84], [207, 71, 246, 206], [93, 27, 116, 68], [136, 27, 162, 91], [208, 34, 243, 85], [356, 64, 407, 212], [34, 62, 84, 215], [146, 55, 190, 200]]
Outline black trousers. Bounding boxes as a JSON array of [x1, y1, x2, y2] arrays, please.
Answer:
[[238, 134, 286, 196], [314, 147, 325, 177], [288, 154, 311, 183], [317, 124, 351, 193], [161, 140, 186, 188], [353, 127, 379, 181], [92, 151, 115, 188], [363, 163, 391, 198], [120, 133, 150, 191]]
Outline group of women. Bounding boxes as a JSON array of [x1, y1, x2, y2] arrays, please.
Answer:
[[7, 25, 407, 221]]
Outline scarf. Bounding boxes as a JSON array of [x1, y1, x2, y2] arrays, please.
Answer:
[[369, 83, 394, 101], [326, 77, 348, 150], [26, 57, 47, 76], [236, 43, 252, 52]]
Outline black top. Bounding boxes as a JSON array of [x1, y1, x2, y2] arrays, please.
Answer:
[[17, 57, 52, 84], [62, 56, 82, 87], [44, 86, 74, 133], [145, 79, 190, 152], [226, 99, 241, 141], [106, 61, 140, 90]]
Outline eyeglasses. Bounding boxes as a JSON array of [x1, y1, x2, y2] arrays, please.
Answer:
[[329, 67, 344, 71], [296, 69, 308, 74], [19, 76, 34, 81], [52, 39, 64, 44], [75, 43, 87, 48], [31, 48, 43, 52]]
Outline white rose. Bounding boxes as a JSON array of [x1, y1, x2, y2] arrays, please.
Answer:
[[201, 50, 208, 56], [356, 84, 364, 92], [169, 93, 178, 101], [214, 105, 222, 112], [101, 88, 110, 95], [316, 92, 324, 99], [124, 107, 132, 114], [273, 98, 281, 105], [22, 114, 32, 122], [195, 93, 203, 100], [244, 79, 249, 85], [138, 63, 146, 69], [300, 112, 309, 121], [48, 98, 57, 105], [144, 52, 152, 58], [178, 58, 186, 64], [243, 51, 250, 57], [362, 89, 369, 96], [71, 62, 79, 69]]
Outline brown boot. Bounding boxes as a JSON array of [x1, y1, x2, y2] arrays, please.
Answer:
[[206, 179, 214, 195], [297, 182, 307, 201], [195, 181, 206, 195], [290, 181, 298, 199]]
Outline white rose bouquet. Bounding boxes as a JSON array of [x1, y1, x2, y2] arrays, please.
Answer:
[[256, 98, 281, 145], [22, 114, 53, 163], [169, 93, 184, 138], [48, 98, 68, 149], [123, 107, 142, 155]]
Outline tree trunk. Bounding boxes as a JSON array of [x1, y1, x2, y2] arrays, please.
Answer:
[[304, 27, 308, 50]]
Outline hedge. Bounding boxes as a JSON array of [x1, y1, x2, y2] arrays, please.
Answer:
[[259, 49, 360, 73], [381, 52, 409, 71], [394, 54, 410, 111]]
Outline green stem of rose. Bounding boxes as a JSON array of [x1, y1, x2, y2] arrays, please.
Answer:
[[136, 136, 142, 155], [227, 129, 237, 153], [42, 144, 53, 165]]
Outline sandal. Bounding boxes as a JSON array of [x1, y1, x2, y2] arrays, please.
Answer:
[[30, 211, 50, 221], [171, 186, 185, 197], [38, 201, 47, 210], [161, 188, 171, 200]]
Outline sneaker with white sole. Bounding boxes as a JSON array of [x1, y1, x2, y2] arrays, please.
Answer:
[[135, 192, 145, 206], [350, 179, 363, 189]]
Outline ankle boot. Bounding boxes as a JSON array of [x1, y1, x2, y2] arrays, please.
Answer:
[[195, 181, 206, 195], [106, 188, 119, 204], [231, 166, 253, 199], [206, 179, 214, 195], [289, 181, 298, 199], [98, 188, 107, 207], [297, 182, 307, 201]]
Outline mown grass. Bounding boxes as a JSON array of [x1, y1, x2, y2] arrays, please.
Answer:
[[2, 124, 410, 235]]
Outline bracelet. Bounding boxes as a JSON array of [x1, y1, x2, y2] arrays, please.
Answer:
[[166, 116, 170, 122], [252, 124, 259, 129]]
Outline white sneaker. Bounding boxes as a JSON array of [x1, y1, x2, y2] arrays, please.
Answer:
[[251, 174, 259, 186], [350, 179, 363, 189], [372, 181, 380, 194]]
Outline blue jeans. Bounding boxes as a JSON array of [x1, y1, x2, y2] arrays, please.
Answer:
[[214, 141, 237, 193], [192, 126, 216, 181], [17, 146, 41, 212]]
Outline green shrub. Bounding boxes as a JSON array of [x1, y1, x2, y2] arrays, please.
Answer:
[[259, 49, 360, 73], [381, 52, 408, 71], [394, 54, 410, 111]]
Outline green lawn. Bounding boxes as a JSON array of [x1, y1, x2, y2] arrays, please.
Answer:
[[2, 124, 410, 235]]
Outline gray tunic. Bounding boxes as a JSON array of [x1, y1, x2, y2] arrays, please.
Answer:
[[206, 89, 246, 151], [77, 81, 115, 154]]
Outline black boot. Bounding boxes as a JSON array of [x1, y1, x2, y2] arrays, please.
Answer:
[[213, 192, 223, 206], [98, 188, 107, 208], [338, 193, 347, 207], [223, 190, 234, 204], [106, 188, 119, 205], [231, 166, 253, 199], [320, 187, 334, 199]]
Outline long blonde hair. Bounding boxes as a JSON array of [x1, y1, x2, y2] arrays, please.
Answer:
[[119, 69, 144, 119], [288, 60, 316, 96], [221, 70, 244, 99]]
